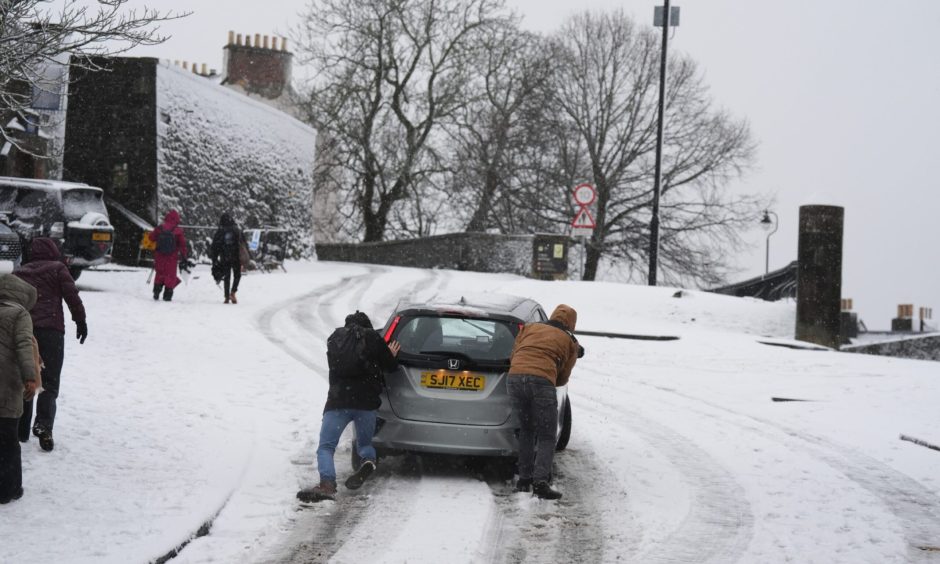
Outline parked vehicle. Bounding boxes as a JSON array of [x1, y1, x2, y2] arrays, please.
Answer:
[[0, 176, 114, 279], [0, 218, 22, 274], [366, 293, 573, 471]]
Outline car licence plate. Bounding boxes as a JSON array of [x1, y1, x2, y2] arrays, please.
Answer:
[[92, 232, 112, 241], [420, 371, 485, 391]]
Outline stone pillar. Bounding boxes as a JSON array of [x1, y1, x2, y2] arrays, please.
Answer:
[[796, 205, 844, 348]]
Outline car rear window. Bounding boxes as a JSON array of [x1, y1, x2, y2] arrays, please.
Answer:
[[396, 316, 517, 361], [63, 189, 107, 220]]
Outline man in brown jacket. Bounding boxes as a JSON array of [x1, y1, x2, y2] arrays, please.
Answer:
[[507, 304, 581, 500]]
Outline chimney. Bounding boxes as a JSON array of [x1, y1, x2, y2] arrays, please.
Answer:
[[223, 30, 294, 99]]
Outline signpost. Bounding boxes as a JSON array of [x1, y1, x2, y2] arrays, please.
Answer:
[[571, 183, 596, 279]]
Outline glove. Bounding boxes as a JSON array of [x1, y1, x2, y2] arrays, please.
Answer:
[[179, 258, 194, 272], [76, 319, 88, 344]]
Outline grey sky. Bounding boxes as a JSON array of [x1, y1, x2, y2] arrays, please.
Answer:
[[122, 0, 940, 329]]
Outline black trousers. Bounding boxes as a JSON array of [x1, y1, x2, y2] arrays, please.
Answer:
[[0, 417, 22, 500], [19, 327, 65, 438], [223, 263, 241, 297], [508, 374, 558, 482]]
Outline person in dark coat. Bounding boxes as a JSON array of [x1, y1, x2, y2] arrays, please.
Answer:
[[507, 304, 581, 500], [13, 238, 87, 452], [209, 213, 246, 304], [147, 209, 188, 302], [297, 311, 401, 502], [0, 274, 39, 504]]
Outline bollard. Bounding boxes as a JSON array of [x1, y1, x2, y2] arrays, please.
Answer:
[[796, 205, 844, 349]]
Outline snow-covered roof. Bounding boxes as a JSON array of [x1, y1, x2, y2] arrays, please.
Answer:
[[0, 175, 101, 192]]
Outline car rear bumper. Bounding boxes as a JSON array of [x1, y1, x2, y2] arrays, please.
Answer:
[[373, 410, 519, 457]]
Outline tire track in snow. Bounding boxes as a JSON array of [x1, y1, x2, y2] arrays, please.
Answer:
[[637, 384, 940, 562], [576, 369, 756, 564]]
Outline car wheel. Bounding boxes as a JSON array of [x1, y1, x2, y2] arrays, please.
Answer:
[[68, 267, 82, 281], [555, 397, 572, 451]]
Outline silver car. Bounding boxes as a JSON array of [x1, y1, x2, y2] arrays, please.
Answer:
[[360, 293, 572, 467]]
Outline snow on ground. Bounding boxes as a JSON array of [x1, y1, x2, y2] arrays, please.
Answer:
[[1, 261, 938, 563]]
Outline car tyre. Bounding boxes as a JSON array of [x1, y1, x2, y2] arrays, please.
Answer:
[[555, 397, 572, 451]]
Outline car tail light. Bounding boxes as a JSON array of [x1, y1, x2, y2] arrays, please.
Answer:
[[49, 222, 64, 239], [384, 316, 401, 342]]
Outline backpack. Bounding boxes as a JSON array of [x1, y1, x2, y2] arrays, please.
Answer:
[[155, 229, 176, 254], [221, 229, 239, 262], [327, 325, 371, 379]]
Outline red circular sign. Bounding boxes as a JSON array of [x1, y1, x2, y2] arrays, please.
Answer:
[[573, 183, 596, 205]]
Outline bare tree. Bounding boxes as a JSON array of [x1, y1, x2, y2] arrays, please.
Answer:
[[442, 23, 556, 233], [295, 0, 509, 242], [0, 0, 185, 150], [550, 11, 761, 286]]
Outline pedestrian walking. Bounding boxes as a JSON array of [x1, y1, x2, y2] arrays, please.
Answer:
[[14, 238, 87, 452], [209, 213, 246, 304], [507, 304, 581, 500], [297, 311, 400, 502], [0, 274, 40, 504], [148, 210, 189, 302]]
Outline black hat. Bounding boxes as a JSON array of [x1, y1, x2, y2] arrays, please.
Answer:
[[345, 311, 373, 329]]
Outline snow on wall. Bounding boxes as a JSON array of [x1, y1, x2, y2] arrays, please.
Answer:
[[155, 62, 317, 258]]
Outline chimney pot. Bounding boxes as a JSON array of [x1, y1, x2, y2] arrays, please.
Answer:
[[183, 61, 189, 70], [236, 33, 242, 46], [254, 33, 261, 48], [272, 37, 279, 51], [201, 63, 208, 75], [191, 62, 198, 74], [263, 35, 269, 49], [244, 34, 251, 47], [228, 30, 234, 45], [281, 37, 289, 52]]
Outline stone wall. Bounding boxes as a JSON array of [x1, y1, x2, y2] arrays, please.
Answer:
[[843, 334, 940, 362], [317, 233, 536, 276]]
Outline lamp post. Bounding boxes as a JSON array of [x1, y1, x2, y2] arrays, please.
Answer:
[[648, 1, 679, 285], [760, 210, 778, 274]]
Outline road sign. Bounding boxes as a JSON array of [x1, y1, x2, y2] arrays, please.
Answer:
[[571, 207, 595, 229], [573, 183, 596, 206]]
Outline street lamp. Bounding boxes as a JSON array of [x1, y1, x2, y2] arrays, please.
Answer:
[[760, 210, 778, 274]]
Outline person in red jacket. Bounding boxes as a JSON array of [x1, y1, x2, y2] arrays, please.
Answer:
[[13, 238, 87, 452], [148, 210, 188, 302]]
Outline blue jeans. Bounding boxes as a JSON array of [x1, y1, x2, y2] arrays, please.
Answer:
[[508, 374, 558, 482], [316, 409, 376, 482]]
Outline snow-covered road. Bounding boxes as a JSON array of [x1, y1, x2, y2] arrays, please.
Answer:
[[2, 261, 939, 563]]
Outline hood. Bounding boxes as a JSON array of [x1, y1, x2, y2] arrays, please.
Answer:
[[0, 273, 37, 310], [219, 213, 235, 227], [344, 311, 373, 329], [29, 237, 62, 262], [162, 209, 181, 230], [550, 304, 577, 331]]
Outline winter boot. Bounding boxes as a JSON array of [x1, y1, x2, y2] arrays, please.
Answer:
[[532, 481, 562, 500], [163, 287, 174, 302], [230, 291, 238, 305], [514, 478, 533, 493], [0, 487, 24, 504], [33, 425, 54, 452], [153, 284, 163, 301], [344, 460, 376, 490], [297, 480, 337, 502], [224, 294, 230, 304]]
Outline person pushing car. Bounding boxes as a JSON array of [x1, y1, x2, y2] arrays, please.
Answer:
[[297, 311, 400, 502], [507, 304, 582, 500]]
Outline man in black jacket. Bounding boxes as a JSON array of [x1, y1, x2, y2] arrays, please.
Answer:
[[298, 311, 400, 502]]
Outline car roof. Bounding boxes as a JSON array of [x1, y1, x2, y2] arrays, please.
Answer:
[[394, 292, 542, 321], [0, 176, 103, 193]]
